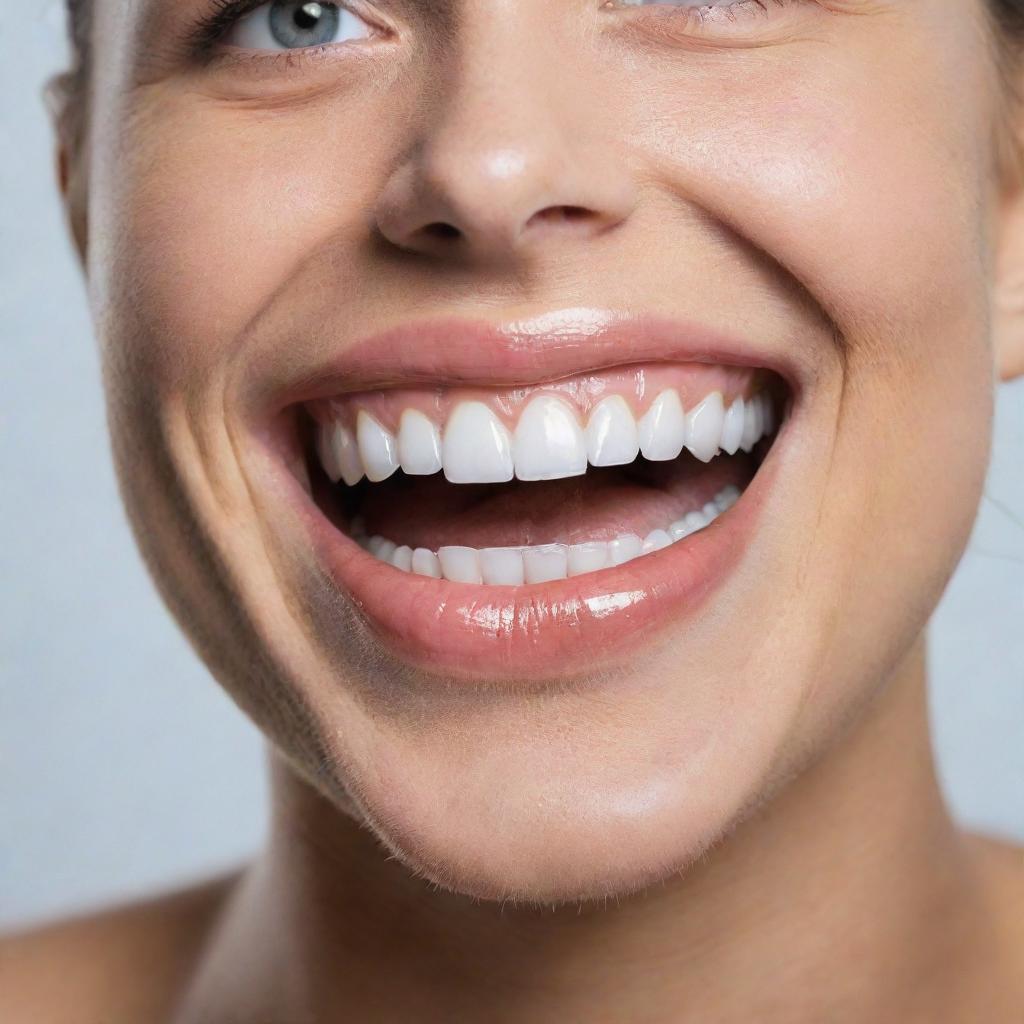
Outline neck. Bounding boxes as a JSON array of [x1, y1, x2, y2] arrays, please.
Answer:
[[176, 638, 991, 1023]]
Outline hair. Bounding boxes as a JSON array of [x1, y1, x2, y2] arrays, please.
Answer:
[[46, 0, 1024, 161]]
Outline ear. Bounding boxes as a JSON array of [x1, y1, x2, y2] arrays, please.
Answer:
[[992, 181, 1024, 382], [43, 71, 89, 269]]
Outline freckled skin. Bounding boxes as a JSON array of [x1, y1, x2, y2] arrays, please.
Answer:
[[6, 1, 1023, 1021]]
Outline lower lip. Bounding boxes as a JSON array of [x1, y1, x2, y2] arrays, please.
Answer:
[[280, 444, 780, 684]]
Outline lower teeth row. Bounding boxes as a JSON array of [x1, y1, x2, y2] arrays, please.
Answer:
[[352, 484, 741, 586]]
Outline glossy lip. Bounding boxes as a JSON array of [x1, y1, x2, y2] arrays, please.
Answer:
[[258, 308, 802, 682], [259, 306, 804, 410]]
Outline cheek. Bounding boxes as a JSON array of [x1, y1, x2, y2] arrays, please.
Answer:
[[626, 24, 996, 538], [91, 89, 387, 394]]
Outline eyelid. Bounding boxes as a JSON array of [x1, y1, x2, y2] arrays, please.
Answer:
[[184, 0, 394, 62], [602, 0, 820, 49], [224, 1, 368, 51]]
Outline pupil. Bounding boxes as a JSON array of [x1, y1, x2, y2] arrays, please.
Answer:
[[294, 2, 323, 30]]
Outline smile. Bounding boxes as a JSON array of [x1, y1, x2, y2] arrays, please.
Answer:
[[267, 311, 801, 679], [310, 372, 775, 583]]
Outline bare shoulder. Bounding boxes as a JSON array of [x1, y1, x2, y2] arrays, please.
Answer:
[[0, 867, 244, 1024], [966, 832, 1024, 997], [970, 831, 1024, 921]]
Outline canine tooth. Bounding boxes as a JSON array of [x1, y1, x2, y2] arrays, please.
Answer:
[[514, 396, 587, 481], [523, 544, 569, 583], [357, 411, 399, 482], [642, 528, 672, 554], [443, 402, 514, 484], [720, 397, 745, 456], [480, 547, 525, 585], [568, 541, 610, 576], [607, 533, 643, 565], [398, 409, 442, 476], [739, 397, 761, 453], [319, 422, 364, 486], [412, 547, 442, 578], [685, 391, 725, 463], [438, 545, 483, 583], [317, 423, 344, 482], [390, 545, 413, 572], [585, 396, 640, 467], [638, 390, 686, 461]]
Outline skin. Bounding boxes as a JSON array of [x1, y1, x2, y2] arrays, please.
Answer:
[[1, 0, 1023, 1020]]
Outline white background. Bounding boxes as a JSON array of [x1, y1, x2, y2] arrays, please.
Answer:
[[2, 2, 1022, 930]]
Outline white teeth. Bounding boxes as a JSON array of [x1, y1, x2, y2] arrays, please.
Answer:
[[398, 409, 442, 476], [412, 547, 442, 578], [372, 537, 397, 562], [443, 402, 514, 484], [720, 397, 745, 457], [316, 424, 344, 483], [513, 396, 588, 482], [638, 390, 687, 462], [668, 518, 693, 541], [567, 541, 610, 577], [523, 544, 569, 583], [390, 545, 413, 572], [479, 547, 525, 586], [585, 396, 640, 467], [683, 509, 710, 532], [607, 533, 643, 566], [739, 397, 761, 453], [318, 422, 365, 486], [437, 545, 482, 583], [357, 412, 399, 482], [361, 483, 741, 582], [642, 528, 672, 554], [320, 390, 777, 486], [714, 484, 741, 512], [685, 391, 725, 464]]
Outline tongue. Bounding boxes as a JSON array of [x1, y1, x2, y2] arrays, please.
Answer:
[[354, 453, 755, 550]]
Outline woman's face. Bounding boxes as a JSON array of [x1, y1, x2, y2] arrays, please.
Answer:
[[75, 0, 1010, 900]]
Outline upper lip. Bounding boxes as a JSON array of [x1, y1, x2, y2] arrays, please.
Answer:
[[261, 307, 807, 414]]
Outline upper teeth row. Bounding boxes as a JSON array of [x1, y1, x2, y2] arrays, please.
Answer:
[[317, 390, 774, 487]]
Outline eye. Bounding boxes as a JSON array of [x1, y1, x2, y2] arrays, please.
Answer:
[[224, 1, 373, 51]]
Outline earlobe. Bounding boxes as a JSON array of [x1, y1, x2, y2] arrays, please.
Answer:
[[44, 71, 89, 269], [993, 192, 1024, 381], [55, 141, 89, 268], [992, 135, 1024, 381]]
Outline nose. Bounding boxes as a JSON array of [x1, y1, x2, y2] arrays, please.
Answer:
[[373, 19, 637, 266]]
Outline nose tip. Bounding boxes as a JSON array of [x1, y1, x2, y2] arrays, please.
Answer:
[[374, 134, 637, 265]]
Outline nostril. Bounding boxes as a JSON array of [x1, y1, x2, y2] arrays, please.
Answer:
[[527, 205, 596, 229], [421, 222, 462, 241]]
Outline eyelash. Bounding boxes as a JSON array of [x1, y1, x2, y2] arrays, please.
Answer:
[[183, 0, 381, 64], [608, 0, 801, 36], [183, 0, 797, 67]]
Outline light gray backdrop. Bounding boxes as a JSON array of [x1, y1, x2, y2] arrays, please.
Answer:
[[2, 3, 1022, 931]]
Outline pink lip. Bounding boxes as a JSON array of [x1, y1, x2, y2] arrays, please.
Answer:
[[259, 309, 799, 681], [260, 307, 805, 408]]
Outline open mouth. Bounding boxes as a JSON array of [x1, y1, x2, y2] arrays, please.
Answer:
[[303, 362, 781, 586], [261, 313, 798, 679]]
